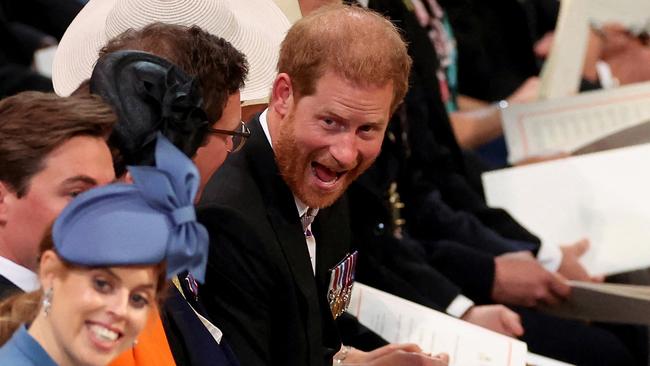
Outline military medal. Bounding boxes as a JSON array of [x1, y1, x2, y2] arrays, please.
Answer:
[[327, 251, 358, 318]]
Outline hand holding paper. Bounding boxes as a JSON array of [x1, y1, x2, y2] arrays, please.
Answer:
[[558, 239, 605, 282], [461, 305, 524, 337], [492, 252, 571, 307], [342, 344, 449, 366], [348, 283, 529, 366]]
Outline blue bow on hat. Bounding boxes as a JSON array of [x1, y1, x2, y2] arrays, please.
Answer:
[[52, 134, 209, 282]]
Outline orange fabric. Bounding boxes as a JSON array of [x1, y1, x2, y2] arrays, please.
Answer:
[[110, 309, 176, 366]]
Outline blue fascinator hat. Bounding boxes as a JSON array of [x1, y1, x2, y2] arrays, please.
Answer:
[[52, 133, 209, 282]]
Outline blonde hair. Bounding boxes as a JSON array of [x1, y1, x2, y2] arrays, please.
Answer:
[[0, 291, 42, 345]]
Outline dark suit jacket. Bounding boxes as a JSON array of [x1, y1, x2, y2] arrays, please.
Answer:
[[161, 280, 240, 366], [367, 0, 542, 247], [340, 0, 540, 305], [439, 0, 539, 101], [197, 116, 351, 366], [0, 273, 20, 300]]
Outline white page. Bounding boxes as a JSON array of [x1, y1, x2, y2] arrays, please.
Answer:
[[527, 353, 575, 366], [502, 81, 650, 163], [538, 0, 589, 100], [348, 283, 528, 366], [588, 0, 650, 31], [483, 143, 650, 275], [538, 0, 650, 100]]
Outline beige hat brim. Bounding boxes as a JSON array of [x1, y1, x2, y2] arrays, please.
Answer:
[[52, 0, 290, 103], [272, 0, 303, 24]]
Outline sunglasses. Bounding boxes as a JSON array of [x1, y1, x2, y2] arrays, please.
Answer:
[[208, 121, 251, 153]]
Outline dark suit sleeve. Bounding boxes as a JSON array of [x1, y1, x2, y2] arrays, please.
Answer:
[[355, 233, 463, 311], [409, 190, 538, 256], [197, 206, 276, 366], [347, 179, 465, 311], [336, 313, 387, 351], [422, 239, 496, 304], [367, 0, 543, 251]]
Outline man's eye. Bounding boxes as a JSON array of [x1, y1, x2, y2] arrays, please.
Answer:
[[68, 190, 83, 198], [323, 118, 335, 125], [93, 278, 113, 294], [129, 293, 150, 309]]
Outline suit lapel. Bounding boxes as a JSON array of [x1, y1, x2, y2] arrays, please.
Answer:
[[245, 117, 323, 348], [0, 273, 21, 300]]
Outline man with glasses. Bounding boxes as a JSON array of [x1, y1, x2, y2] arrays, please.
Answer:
[[209, 120, 252, 154], [65, 23, 250, 366]]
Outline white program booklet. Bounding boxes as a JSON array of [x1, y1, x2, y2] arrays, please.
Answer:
[[348, 283, 528, 366], [588, 0, 650, 32], [483, 143, 650, 275], [540, 281, 650, 325], [538, 0, 590, 100], [538, 0, 650, 100], [502, 81, 650, 164]]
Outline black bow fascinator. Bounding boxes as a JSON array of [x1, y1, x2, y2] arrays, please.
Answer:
[[90, 50, 209, 175]]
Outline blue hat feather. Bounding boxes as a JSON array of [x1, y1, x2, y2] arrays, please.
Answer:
[[52, 134, 209, 282]]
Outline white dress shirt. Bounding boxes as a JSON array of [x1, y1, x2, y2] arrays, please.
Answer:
[[0, 256, 39, 292]]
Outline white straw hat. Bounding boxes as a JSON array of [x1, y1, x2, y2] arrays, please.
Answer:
[[52, 0, 290, 103]]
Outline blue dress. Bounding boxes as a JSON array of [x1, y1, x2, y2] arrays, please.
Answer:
[[0, 324, 57, 365]]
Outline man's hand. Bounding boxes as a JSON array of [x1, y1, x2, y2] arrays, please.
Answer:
[[534, 31, 554, 58], [558, 239, 605, 282], [461, 305, 524, 337], [492, 251, 571, 307], [343, 344, 449, 366], [599, 25, 650, 85], [513, 151, 570, 166]]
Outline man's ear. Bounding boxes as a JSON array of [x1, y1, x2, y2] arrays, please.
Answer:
[[38, 250, 64, 289], [270, 73, 294, 119], [0, 182, 13, 226]]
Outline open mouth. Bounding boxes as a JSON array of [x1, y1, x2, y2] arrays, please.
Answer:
[[311, 162, 345, 187], [87, 322, 123, 351]]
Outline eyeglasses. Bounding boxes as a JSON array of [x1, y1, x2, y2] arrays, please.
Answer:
[[208, 121, 251, 153]]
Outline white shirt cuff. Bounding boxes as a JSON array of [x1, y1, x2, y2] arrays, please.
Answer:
[[446, 295, 475, 318], [537, 243, 563, 272], [596, 60, 619, 89]]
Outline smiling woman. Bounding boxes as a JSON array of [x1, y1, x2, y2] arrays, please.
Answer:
[[0, 136, 209, 366], [0, 233, 167, 366]]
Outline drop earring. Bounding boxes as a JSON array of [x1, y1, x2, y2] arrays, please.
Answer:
[[42, 287, 53, 316]]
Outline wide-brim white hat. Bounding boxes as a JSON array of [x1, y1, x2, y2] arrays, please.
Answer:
[[53, 0, 290, 103]]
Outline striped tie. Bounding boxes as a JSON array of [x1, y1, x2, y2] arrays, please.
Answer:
[[301, 207, 317, 237]]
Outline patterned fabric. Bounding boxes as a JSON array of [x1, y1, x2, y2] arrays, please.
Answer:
[[301, 207, 317, 236], [410, 0, 458, 112]]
